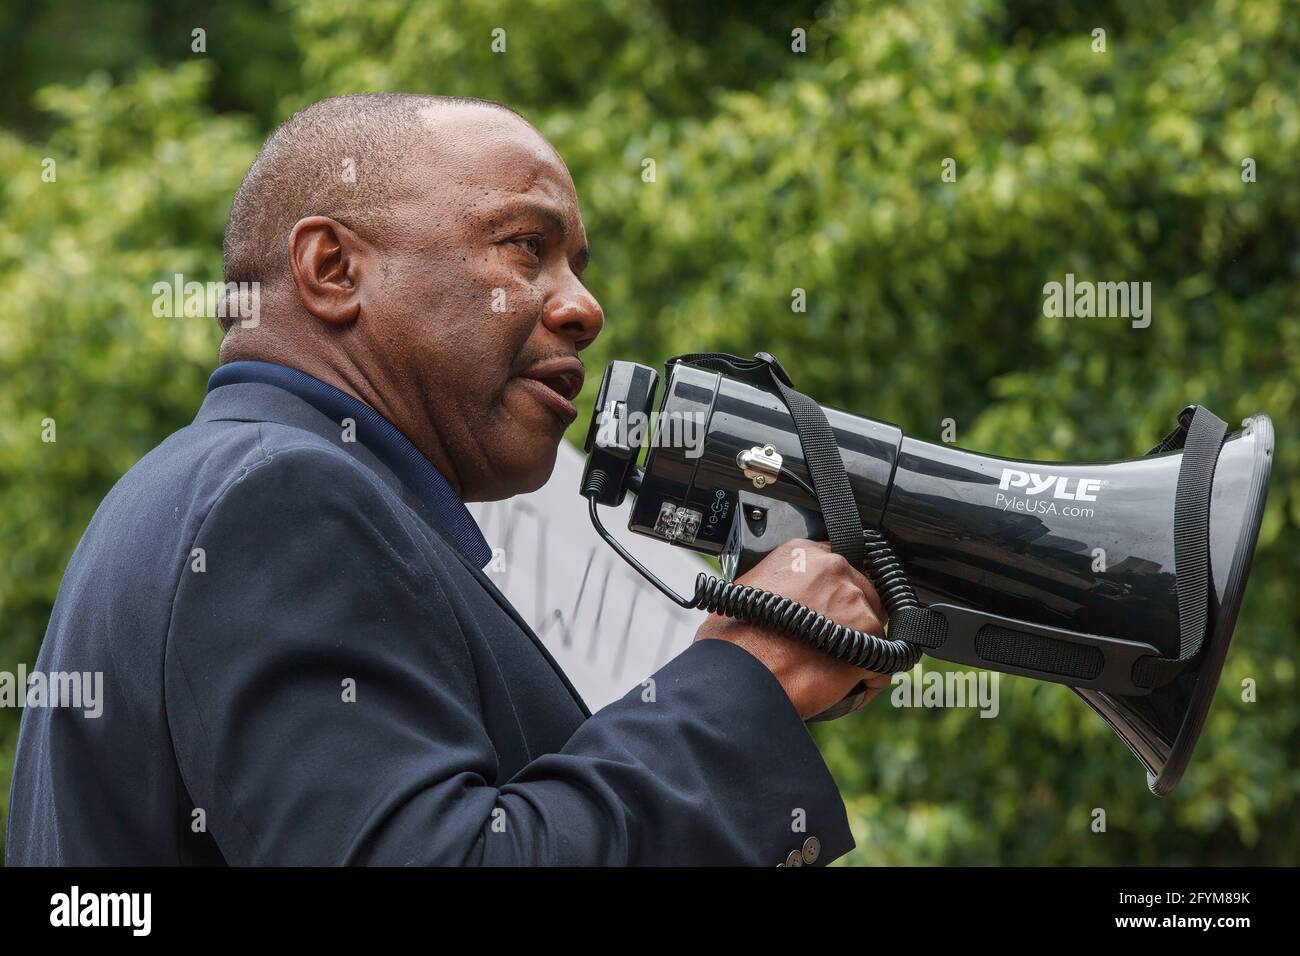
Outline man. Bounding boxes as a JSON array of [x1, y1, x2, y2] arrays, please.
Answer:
[[7, 94, 890, 865]]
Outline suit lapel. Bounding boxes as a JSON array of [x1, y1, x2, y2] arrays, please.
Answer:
[[196, 383, 592, 717], [436, 536, 592, 719]]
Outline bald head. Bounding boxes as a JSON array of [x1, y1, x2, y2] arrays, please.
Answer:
[[221, 93, 525, 330]]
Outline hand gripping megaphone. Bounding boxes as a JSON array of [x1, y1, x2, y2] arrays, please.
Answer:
[[579, 352, 1273, 794]]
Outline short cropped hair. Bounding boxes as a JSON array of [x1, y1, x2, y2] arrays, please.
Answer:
[[220, 93, 521, 331]]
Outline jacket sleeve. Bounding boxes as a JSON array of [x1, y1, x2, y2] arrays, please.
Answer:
[[164, 443, 855, 866]]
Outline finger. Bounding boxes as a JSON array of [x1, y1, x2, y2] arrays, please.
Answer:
[[827, 551, 882, 612], [846, 568, 887, 621], [805, 540, 887, 620]]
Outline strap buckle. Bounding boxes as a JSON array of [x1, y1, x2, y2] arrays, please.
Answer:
[[753, 351, 794, 387]]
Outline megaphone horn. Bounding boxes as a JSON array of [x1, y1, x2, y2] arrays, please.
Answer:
[[579, 353, 1274, 795]]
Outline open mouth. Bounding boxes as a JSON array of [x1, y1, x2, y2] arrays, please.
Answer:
[[515, 356, 584, 427]]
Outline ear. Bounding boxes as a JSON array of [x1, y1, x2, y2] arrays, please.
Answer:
[[286, 216, 365, 326]]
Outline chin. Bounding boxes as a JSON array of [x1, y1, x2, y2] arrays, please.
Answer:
[[481, 440, 559, 501]]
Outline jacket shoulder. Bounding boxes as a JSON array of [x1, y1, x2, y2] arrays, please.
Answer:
[[146, 415, 395, 517]]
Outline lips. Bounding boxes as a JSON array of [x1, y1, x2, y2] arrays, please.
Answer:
[[515, 356, 584, 426]]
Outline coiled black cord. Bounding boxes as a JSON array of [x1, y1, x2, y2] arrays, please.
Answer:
[[697, 465, 923, 672], [689, 528, 922, 673], [582, 467, 923, 673], [861, 529, 920, 616]]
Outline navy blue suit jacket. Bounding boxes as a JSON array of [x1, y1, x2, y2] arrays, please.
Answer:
[[6, 380, 854, 865]]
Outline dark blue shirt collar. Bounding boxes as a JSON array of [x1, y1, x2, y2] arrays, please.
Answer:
[[208, 361, 493, 569]]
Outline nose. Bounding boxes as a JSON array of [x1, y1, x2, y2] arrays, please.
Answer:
[[542, 279, 604, 351]]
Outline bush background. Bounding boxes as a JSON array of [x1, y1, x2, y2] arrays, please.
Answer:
[[1, 0, 1296, 864]]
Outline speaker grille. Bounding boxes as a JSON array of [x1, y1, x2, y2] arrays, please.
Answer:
[[974, 624, 1104, 681]]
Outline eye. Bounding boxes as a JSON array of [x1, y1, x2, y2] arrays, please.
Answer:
[[510, 235, 543, 259]]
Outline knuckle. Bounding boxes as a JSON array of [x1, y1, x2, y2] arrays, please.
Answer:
[[820, 552, 850, 575], [832, 579, 859, 602]]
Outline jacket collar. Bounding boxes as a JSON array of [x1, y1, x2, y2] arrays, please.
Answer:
[[206, 362, 492, 569]]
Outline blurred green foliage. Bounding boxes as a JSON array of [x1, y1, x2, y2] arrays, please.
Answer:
[[1, 0, 1296, 865]]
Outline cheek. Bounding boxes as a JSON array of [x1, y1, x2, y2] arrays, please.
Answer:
[[385, 246, 546, 404], [484, 250, 545, 318], [470, 257, 547, 366], [442, 243, 540, 316]]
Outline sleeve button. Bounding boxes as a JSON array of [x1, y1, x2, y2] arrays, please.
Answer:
[[801, 836, 821, 865]]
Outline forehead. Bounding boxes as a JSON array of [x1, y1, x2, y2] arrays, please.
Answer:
[[404, 106, 580, 220]]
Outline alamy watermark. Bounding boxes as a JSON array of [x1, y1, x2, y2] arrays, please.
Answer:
[[891, 663, 1000, 717], [1043, 273, 1151, 329], [1, 665, 103, 718], [50, 886, 150, 936], [152, 273, 260, 328], [594, 407, 707, 458]]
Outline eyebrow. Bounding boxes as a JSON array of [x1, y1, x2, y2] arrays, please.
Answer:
[[498, 197, 569, 235]]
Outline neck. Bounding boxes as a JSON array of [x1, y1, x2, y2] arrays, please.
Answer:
[[218, 336, 467, 499]]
